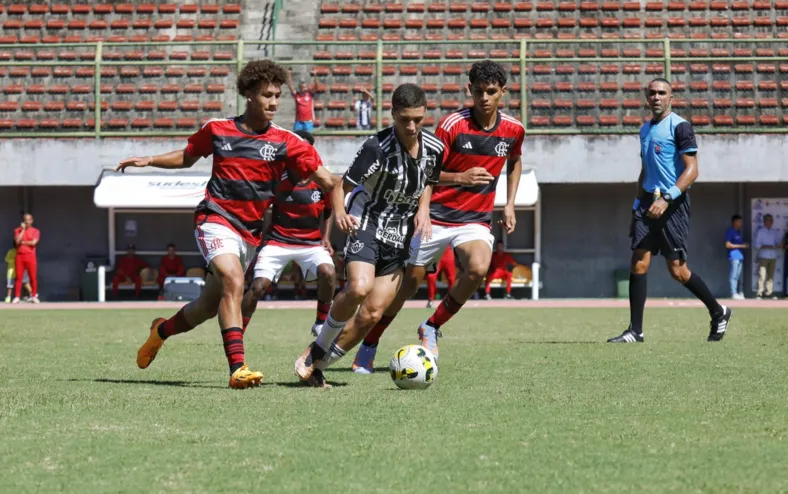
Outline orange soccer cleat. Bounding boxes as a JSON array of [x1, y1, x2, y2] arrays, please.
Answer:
[[228, 364, 264, 389], [136, 317, 166, 369]]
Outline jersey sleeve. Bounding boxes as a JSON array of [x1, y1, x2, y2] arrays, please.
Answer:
[[285, 137, 322, 181], [509, 125, 525, 158], [674, 121, 698, 154], [185, 121, 214, 158], [426, 145, 443, 185], [433, 117, 454, 165], [344, 136, 382, 186]]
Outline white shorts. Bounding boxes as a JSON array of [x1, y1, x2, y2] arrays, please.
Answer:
[[253, 244, 334, 283], [408, 223, 495, 267], [195, 222, 257, 272]]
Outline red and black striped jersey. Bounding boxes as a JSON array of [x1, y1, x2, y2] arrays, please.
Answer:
[[431, 109, 525, 227], [186, 117, 322, 246], [266, 176, 331, 247]]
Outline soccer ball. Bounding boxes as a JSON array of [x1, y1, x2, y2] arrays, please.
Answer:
[[389, 345, 438, 390]]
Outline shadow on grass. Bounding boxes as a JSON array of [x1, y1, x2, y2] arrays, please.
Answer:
[[64, 378, 230, 390], [518, 341, 601, 345], [272, 381, 348, 388]]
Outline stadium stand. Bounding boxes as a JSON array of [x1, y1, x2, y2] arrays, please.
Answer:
[[0, 2, 242, 131], [0, 1, 786, 132]]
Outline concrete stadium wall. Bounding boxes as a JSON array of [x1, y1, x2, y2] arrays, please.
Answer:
[[2, 134, 788, 186]]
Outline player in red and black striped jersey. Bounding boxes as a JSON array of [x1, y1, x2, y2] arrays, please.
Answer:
[[352, 60, 525, 372], [116, 60, 336, 388], [240, 130, 338, 339]]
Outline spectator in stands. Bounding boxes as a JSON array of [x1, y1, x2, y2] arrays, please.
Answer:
[[425, 247, 457, 309], [286, 70, 317, 133], [484, 241, 516, 300], [12, 213, 40, 304], [112, 244, 148, 299], [158, 243, 185, 295], [353, 88, 374, 130], [724, 214, 748, 299], [5, 241, 32, 303], [754, 214, 783, 299]]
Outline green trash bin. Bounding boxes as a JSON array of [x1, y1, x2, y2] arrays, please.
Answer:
[[614, 269, 630, 299], [80, 257, 108, 301]]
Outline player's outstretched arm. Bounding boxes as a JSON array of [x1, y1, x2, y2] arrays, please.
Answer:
[[310, 166, 338, 194], [500, 155, 522, 234], [438, 167, 494, 186], [116, 149, 200, 173]]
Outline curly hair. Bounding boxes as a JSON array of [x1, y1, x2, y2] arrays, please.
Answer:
[[236, 60, 288, 95], [468, 60, 507, 88]]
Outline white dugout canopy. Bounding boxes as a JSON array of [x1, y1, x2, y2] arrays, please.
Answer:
[[94, 168, 543, 298]]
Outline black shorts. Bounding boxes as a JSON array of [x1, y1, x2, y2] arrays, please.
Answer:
[[344, 229, 409, 277], [631, 193, 691, 260]]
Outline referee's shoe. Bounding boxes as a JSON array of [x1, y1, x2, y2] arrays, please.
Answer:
[[607, 326, 644, 343], [708, 305, 732, 342]]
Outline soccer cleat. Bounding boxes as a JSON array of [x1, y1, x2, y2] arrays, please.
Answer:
[[310, 323, 323, 338], [11, 297, 20, 304], [228, 364, 264, 389], [351, 343, 377, 374], [484, 293, 492, 301], [504, 293, 514, 300], [417, 320, 441, 360], [607, 328, 644, 343], [136, 317, 166, 369], [426, 300, 434, 309], [294, 343, 316, 381], [708, 305, 732, 342], [4, 296, 10, 303], [30, 295, 40, 304], [302, 368, 332, 388]]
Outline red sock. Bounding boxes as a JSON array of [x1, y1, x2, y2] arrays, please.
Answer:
[[427, 294, 463, 329], [363, 315, 395, 346], [242, 316, 251, 335], [315, 300, 331, 325], [158, 308, 195, 339], [221, 327, 245, 374]]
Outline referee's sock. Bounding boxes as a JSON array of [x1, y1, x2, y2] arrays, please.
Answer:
[[629, 272, 647, 334], [683, 272, 723, 317]]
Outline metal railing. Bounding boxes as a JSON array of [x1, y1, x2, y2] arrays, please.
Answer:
[[0, 37, 786, 138]]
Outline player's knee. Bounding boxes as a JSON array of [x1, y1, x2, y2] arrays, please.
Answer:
[[249, 278, 268, 300], [466, 261, 488, 282], [345, 278, 373, 302], [218, 272, 245, 299], [668, 265, 690, 283], [317, 263, 336, 283]]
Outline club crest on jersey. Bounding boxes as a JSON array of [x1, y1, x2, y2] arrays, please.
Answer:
[[311, 190, 322, 203], [423, 155, 437, 178], [495, 141, 510, 157], [655, 144, 661, 154], [260, 143, 276, 161], [349, 240, 364, 254]]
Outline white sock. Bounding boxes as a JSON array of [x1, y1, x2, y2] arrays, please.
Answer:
[[315, 342, 347, 371], [315, 313, 347, 352]]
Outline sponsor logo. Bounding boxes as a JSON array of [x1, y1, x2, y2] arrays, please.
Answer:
[[495, 141, 510, 157], [311, 190, 322, 203], [260, 143, 277, 161], [349, 240, 364, 254], [220, 142, 232, 151], [210, 237, 223, 251], [285, 195, 294, 202], [384, 189, 419, 206], [463, 142, 473, 150], [360, 159, 381, 182], [375, 226, 405, 244]]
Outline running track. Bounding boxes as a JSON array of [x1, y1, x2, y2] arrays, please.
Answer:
[[1, 299, 786, 310]]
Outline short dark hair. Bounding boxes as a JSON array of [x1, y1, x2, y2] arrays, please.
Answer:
[[469, 60, 507, 88], [237, 60, 288, 95], [648, 78, 672, 90], [294, 130, 315, 145], [731, 214, 742, 222], [391, 83, 427, 111], [764, 214, 774, 221], [167, 243, 176, 249]]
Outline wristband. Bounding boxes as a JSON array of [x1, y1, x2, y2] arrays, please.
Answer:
[[632, 198, 640, 210], [666, 186, 682, 200]]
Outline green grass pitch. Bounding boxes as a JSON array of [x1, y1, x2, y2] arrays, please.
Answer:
[[1, 307, 786, 493]]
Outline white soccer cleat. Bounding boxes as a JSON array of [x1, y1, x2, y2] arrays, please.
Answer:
[[417, 320, 441, 361], [11, 297, 20, 304], [351, 343, 377, 374], [30, 295, 40, 304]]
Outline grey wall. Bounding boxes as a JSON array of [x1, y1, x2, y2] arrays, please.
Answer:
[[3, 134, 788, 186]]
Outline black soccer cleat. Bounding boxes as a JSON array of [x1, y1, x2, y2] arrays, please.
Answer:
[[607, 328, 644, 343], [708, 305, 732, 342]]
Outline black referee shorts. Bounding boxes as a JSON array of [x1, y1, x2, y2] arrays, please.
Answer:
[[631, 193, 691, 261], [344, 229, 410, 277]]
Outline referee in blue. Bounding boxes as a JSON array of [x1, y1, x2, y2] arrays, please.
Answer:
[[608, 78, 732, 343]]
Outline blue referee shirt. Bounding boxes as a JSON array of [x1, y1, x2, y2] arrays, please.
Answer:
[[639, 112, 697, 193]]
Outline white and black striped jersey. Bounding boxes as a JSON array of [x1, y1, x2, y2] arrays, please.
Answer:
[[344, 127, 444, 249]]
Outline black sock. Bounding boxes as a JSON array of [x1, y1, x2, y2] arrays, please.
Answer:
[[683, 272, 723, 317], [629, 272, 647, 334], [310, 342, 327, 362]]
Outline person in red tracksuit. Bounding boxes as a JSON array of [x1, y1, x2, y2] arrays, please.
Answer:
[[484, 241, 516, 300], [425, 246, 457, 308], [12, 213, 40, 304], [158, 243, 185, 294], [112, 245, 148, 298]]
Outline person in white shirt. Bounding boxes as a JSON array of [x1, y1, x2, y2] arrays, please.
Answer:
[[754, 214, 784, 299], [353, 88, 374, 130]]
